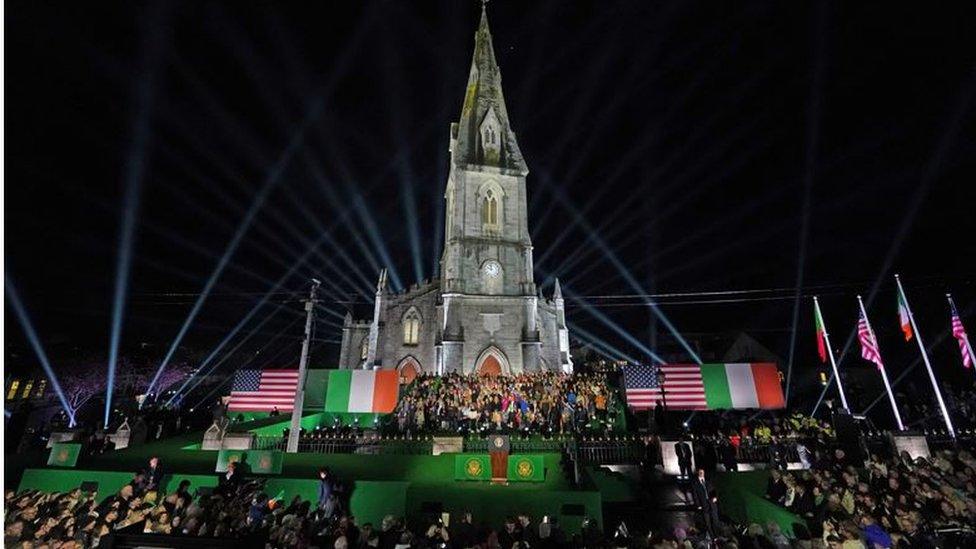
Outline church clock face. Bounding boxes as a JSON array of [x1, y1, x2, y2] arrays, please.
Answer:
[[483, 261, 501, 278]]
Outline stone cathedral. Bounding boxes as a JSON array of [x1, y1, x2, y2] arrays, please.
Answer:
[[338, 6, 573, 379]]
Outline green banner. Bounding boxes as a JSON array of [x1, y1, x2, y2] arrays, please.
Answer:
[[507, 455, 545, 482], [454, 454, 491, 481], [47, 443, 81, 468], [215, 449, 247, 473], [249, 450, 284, 475], [215, 450, 283, 474]]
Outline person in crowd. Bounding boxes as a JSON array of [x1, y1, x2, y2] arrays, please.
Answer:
[[140, 456, 163, 493], [450, 510, 476, 549], [498, 516, 521, 549], [517, 513, 538, 548], [766, 469, 787, 503], [423, 515, 450, 547], [675, 437, 693, 480], [721, 439, 738, 472], [218, 461, 244, 496], [317, 467, 334, 510]]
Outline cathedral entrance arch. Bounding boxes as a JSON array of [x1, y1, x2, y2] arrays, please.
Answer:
[[475, 346, 510, 377], [397, 356, 421, 384]]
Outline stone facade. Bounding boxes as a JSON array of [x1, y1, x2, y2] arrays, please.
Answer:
[[338, 6, 572, 377]]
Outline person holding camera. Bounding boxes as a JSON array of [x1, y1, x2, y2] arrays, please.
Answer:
[[424, 515, 450, 547]]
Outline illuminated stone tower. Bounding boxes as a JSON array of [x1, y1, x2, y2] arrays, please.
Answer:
[[339, 5, 572, 377]]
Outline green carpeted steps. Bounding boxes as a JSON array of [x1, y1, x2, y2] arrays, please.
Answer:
[[583, 466, 639, 503]]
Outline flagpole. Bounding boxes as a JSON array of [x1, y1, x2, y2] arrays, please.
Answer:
[[896, 275, 954, 438], [947, 294, 976, 372], [857, 295, 905, 431], [814, 296, 849, 411]]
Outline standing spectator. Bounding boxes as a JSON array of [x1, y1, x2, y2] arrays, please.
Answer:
[[675, 438, 693, 480], [517, 513, 538, 548], [721, 440, 738, 472], [141, 456, 163, 493], [450, 510, 476, 549], [218, 461, 244, 496], [498, 517, 521, 549], [317, 468, 334, 510]]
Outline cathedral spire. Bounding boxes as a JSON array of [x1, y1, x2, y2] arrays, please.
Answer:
[[453, 2, 527, 174], [553, 278, 563, 300]]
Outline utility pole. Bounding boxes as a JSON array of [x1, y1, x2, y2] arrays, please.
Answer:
[[287, 278, 320, 453]]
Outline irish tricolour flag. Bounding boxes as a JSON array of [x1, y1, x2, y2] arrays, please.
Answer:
[[325, 370, 399, 413], [699, 363, 785, 409], [897, 289, 914, 341]]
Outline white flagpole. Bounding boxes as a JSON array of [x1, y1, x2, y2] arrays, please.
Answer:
[[947, 294, 976, 372], [857, 295, 905, 431], [814, 296, 849, 411], [896, 275, 954, 438]]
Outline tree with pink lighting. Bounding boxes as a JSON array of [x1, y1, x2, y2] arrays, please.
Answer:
[[57, 357, 192, 426]]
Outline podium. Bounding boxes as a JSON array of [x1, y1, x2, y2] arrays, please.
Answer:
[[489, 435, 509, 483]]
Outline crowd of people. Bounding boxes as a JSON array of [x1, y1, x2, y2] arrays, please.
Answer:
[[5, 456, 350, 547], [4, 454, 615, 548], [762, 448, 976, 547], [392, 372, 621, 435], [894, 386, 976, 433], [660, 410, 837, 475]]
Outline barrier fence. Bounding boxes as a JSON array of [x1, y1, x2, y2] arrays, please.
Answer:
[[252, 435, 432, 455]]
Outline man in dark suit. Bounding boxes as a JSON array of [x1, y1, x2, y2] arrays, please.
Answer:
[[218, 461, 245, 496], [675, 438, 693, 480], [691, 468, 720, 536]]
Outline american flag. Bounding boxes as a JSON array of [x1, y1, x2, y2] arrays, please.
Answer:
[[621, 364, 707, 411], [858, 311, 885, 371], [950, 300, 973, 369], [227, 369, 300, 412]]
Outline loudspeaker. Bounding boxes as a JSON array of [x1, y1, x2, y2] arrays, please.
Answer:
[[832, 411, 865, 465], [560, 504, 585, 516]]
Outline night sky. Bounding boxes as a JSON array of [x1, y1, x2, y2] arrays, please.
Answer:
[[6, 1, 975, 416]]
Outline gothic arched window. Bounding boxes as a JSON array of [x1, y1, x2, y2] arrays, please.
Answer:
[[403, 309, 421, 345], [482, 190, 498, 227], [359, 337, 369, 361]]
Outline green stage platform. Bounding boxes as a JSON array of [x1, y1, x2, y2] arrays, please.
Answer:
[[18, 415, 603, 533]]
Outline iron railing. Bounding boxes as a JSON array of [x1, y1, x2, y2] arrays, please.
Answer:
[[575, 440, 647, 465], [252, 435, 432, 455]]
